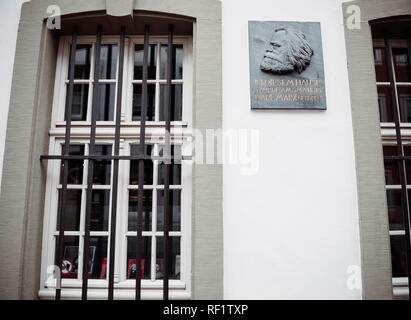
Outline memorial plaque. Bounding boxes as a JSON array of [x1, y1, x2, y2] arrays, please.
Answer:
[[248, 21, 327, 110]]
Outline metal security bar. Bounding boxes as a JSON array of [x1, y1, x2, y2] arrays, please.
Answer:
[[135, 24, 150, 301], [41, 24, 186, 300], [55, 26, 78, 301], [163, 24, 174, 300], [382, 34, 411, 299], [81, 25, 102, 300], [108, 25, 126, 301]]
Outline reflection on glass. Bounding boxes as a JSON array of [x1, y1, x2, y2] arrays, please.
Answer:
[[60, 145, 84, 184], [398, 86, 411, 123], [91, 190, 110, 231], [130, 145, 153, 185], [393, 48, 410, 83], [390, 235, 408, 277], [56, 189, 82, 231], [54, 236, 79, 278], [158, 145, 182, 185], [160, 84, 182, 121], [160, 44, 183, 79], [377, 86, 393, 122], [69, 45, 91, 79], [88, 237, 108, 279], [97, 84, 115, 121], [93, 145, 112, 185], [383, 145, 397, 156], [128, 190, 153, 231], [384, 161, 400, 185], [68, 84, 89, 121], [157, 190, 181, 231], [386, 189, 404, 230], [99, 44, 118, 79], [126, 237, 151, 279], [132, 84, 155, 121], [373, 47, 389, 82], [134, 44, 157, 79], [156, 237, 181, 280]]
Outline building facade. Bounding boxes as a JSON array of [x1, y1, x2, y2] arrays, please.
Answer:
[[0, 0, 410, 300]]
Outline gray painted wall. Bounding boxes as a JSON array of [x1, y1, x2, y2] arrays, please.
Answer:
[[0, 0, 222, 299]]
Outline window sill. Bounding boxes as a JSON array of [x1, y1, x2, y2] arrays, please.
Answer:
[[392, 277, 409, 300], [44, 279, 186, 289], [40, 279, 189, 300], [38, 288, 191, 300]]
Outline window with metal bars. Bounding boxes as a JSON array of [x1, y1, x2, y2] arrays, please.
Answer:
[[40, 25, 193, 300], [372, 19, 411, 299]]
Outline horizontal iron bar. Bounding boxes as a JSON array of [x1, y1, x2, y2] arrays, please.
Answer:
[[40, 155, 191, 161], [384, 156, 411, 161]]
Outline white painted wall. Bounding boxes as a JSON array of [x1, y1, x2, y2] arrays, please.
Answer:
[[0, 0, 30, 192], [222, 0, 362, 299]]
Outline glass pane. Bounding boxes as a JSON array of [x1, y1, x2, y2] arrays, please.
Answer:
[[398, 86, 411, 123], [69, 45, 91, 79], [157, 190, 181, 231], [134, 44, 157, 79], [406, 162, 411, 185], [128, 190, 153, 231], [160, 44, 183, 80], [160, 84, 182, 121], [130, 145, 153, 185], [373, 47, 389, 82], [386, 189, 404, 230], [156, 237, 181, 280], [404, 144, 411, 156], [68, 84, 89, 121], [60, 145, 84, 184], [132, 84, 155, 121], [384, 145, 397, 156], [91, 190, 110, 231], [404, 144, 411, 182], [393, 48, 410, 83], [384, 161, 400, 185], [97, 84, 115, 121], [99, 44, 118, 80], [126, 237, 151, 279], [390, 235, 408, 277], [88, 237, 108, 279], [93, 145, 112, 185], [56, 189, 82, 231], [55, 236, 79, 279], [158, 145, 182, 185], [377, 86, 394, 122]]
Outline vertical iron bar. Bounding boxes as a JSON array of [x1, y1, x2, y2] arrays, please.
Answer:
[[405, 35, 411, 298], [82, 26, 102, 300], [163, 24, 173, 300], [56, 26, 78, 300], [108, 26, 126, 300], [385, 35, 411, 299], [136, 25, 150, 300]]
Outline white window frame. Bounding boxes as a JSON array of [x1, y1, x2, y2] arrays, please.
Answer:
[[39, 34, 193, 300]]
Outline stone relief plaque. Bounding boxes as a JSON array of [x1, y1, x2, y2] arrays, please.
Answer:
[[248, 21, 327, 109]]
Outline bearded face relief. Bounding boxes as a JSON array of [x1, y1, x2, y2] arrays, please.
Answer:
[[260, 27, 314, 74]]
